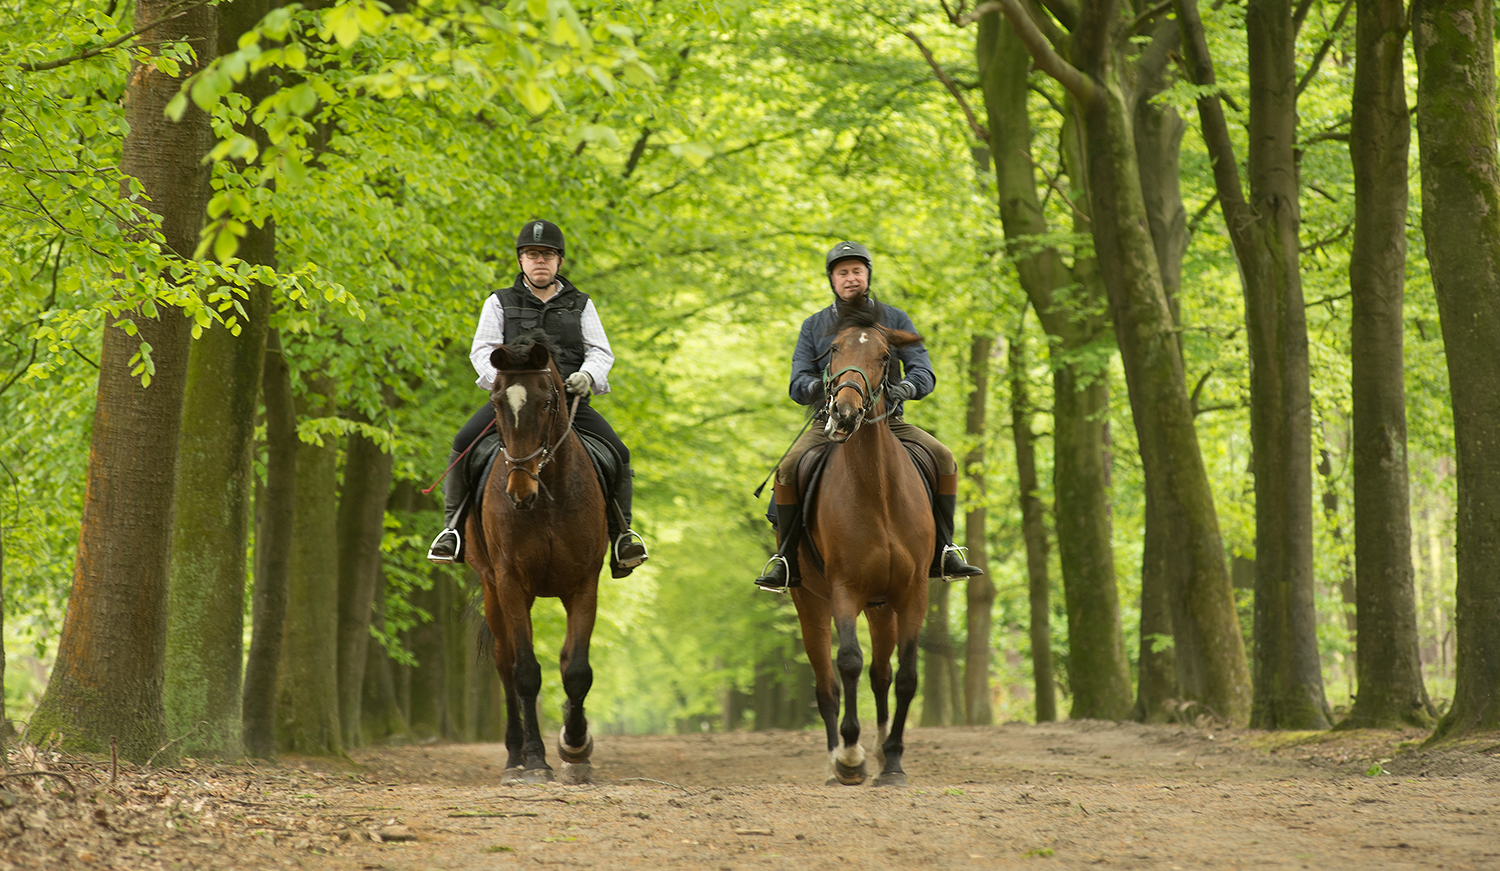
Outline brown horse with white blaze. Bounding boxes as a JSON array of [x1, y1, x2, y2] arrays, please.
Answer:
[[465, 334, 607, 785], [791, 307, 935, 787]]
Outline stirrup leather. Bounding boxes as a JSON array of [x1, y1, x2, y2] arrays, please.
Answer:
[[755, 554, 791, 594], [613, 530, 649, 569]]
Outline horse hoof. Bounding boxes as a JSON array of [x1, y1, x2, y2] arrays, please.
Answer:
[[832, 760, 868, 786], [559, 762, 594, 785], [501, 767, 527, 785], [522, 767, 555, 784], [557, 727, 594, 764], [872, 771, 908, 788]]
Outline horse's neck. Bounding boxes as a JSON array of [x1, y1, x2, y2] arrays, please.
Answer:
[[835, 420, 903, 498]]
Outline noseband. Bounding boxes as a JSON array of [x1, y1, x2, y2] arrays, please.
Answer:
[[494, 368, 580, 498]]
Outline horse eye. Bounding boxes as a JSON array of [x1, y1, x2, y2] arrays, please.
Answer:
[[830, 343, 839, 352]]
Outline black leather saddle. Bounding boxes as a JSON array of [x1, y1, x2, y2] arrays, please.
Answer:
[[467, 429, 619, 519]]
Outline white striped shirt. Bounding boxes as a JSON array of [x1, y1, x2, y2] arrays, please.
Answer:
[[469, 283, 614, 394]]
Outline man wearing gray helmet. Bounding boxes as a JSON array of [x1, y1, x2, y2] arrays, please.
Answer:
[[754, 241, 982, 591], [428, 219, 649, 578]]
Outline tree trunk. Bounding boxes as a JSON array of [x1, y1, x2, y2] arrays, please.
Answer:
[[361, 565, 413, 744], [1, 530, 10, 739], [1130, 30, 1187, 722], [163, 0, 279, 760], [1176, 0, 1327, 729], [921, 581, 959, 726], [1337, 0, 1434, 730], [1413, 0, 1500, 742], [405, 571, 448, 740], [275, 375, 342, 755], [964, 334, 996, 725], [243, 328, 295, 756], [994, 0, 1253, 723], [442, 572, 473, 740], [1008, 334, 1056, 722], [28, 0, 217, 762], [979, 11, 1127, 719], [336, 421, 394, 748]]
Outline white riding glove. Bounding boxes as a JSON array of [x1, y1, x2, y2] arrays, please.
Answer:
[[565, 371, 594, 396]]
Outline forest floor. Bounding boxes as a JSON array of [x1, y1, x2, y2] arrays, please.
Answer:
[[3, 720, 1499, 870]]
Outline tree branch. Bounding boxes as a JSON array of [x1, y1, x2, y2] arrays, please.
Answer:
[[1294, 0, 1354, 96], [904, 31, 990, 141], [17, 0, 214, 73], [993, 0, 1093, 103]]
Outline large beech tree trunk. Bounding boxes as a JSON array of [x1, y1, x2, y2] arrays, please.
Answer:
[[336, 421, 394, 748], [274, 375, 342, 755], [1130, 34, 1187, 722], [964, 334, 996, 725], [1413, 0, 1500, 742], [1008, 334, 1056, 722], [996, 0, 1253, 724], [28, 1, 217, 762], [978, 12, 1128, 719], [243, 328, 295, 756], [163, 0, 278, 761], [1337, 0, 1434, 730], [1176, 0, 1328, 729], [921, 582, 961, 726]]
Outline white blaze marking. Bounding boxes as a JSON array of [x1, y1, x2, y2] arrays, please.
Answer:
[[505, 384, 527, 423], [859, 331, 869, 344]]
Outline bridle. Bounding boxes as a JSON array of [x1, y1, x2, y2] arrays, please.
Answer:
[[822, 329, 896, 436], [493, 367, 581, 499]]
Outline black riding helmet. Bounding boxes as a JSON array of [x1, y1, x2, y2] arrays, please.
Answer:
[[517, 219, 565, 256], [825, 240, 872, 292]]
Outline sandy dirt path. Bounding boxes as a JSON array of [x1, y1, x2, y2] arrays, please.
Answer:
[[4, 721, 1499, 870]]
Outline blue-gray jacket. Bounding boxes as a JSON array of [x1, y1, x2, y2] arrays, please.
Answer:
[[788, 299, 935, 418]]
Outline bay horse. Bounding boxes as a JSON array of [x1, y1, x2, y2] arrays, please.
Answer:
[[792, 307, 935, 787], [465, 334, 607, 785]]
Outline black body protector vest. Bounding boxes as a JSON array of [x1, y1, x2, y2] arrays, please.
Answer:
[[494, 279, 590, 378]]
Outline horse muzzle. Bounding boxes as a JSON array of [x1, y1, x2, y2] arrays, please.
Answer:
[[825, 400, 864, 442], [506, 471, 541, 509]]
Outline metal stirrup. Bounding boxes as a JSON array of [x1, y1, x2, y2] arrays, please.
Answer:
[[755, 554, 791, 594], [614, 530, 649, 568]]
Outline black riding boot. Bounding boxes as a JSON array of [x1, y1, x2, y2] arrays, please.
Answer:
[[755, 482, 803, 591], [610, 463, 649, 578], [931, 486, 982, 580], [427, 449, 468, 564]]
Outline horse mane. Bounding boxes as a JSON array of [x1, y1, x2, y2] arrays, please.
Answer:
[[493, 328, 563, 373], [828, 299, 885, 335]]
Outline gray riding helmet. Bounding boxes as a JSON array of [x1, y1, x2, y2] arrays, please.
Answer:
[[825, 240, 872, 291]]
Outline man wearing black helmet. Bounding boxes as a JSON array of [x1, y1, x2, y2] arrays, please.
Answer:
[[428, 219, 649, 577], [754, 240, 982, 591]]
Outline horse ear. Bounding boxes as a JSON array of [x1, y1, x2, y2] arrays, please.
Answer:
[[887, 329, 923, 348], [527, 342, 551, 370], [490, 346, 512, 370]]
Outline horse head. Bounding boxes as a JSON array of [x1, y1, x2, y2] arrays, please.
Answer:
[[823, 308, 922, 442], [489, 334, 567, 510]]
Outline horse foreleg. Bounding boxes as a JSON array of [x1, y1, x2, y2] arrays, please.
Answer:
[[556, 589, 597, 784], [865, 605, 896, 776], [495, 584, 552, 783], [832, 614, 867, 785], [791, 590, 841, 782], [874, 635, 920, 787]]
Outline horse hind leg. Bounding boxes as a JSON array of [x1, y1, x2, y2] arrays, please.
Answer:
[[555, 596, 597, 785], [829, 615, 868, 786], [873, 635, 920, 788], [865, 604, 896, 778]]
